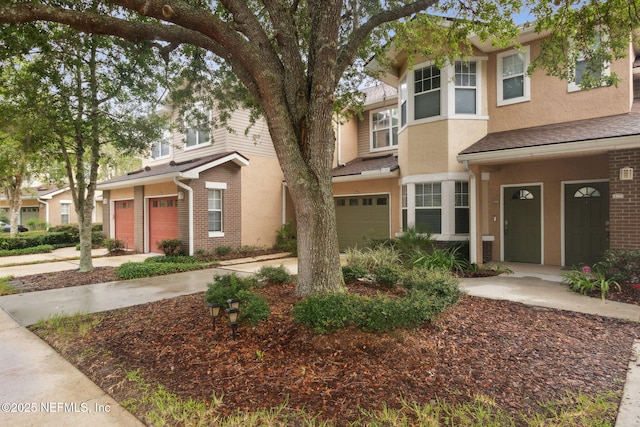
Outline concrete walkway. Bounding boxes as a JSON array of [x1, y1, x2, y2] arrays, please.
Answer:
[[1, 253, 639, 425]]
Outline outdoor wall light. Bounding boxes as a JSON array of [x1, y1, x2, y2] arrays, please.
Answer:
[[225, 307, 240, 340], [227, 298, 241, 309], [207, 302, 222, 331], [620, 167, 634, 181]]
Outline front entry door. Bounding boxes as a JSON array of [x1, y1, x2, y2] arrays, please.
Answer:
[[565, 182, 609, 267], [504, 185, 541, 263]]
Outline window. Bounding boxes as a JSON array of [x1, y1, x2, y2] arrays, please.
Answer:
[[370, 107, 398, 150], [151, 132, 171, 160], [497, 47, 530, 106], [568, 33, 610, 92], [61, 203, 70, 225], [401, 185, 408, 231], [454, 181, 469, 234], [208, 189, 222, 233], [454, 61, 477, 114], [414, 65, 441, 119], [415, 182, 442, 233], [399, 76, 408, 127], [574, 186, 601, 198], [185, 104, 211, 148]]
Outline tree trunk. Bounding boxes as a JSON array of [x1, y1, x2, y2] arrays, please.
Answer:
[[8, 176, 23, 238]]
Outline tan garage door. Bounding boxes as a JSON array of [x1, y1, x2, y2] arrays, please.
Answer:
[[149, 197, 178, 253], [335, 195, 389, 251]]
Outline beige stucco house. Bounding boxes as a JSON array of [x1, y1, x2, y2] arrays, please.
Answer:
[[334, 24, 640, 267], [0, 184, 103, 228], [97, 104, 286, 254]]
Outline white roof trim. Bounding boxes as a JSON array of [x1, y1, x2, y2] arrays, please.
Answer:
[[332, 169, 399, 183]]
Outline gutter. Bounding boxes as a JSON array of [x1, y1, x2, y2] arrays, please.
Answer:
[[173, 177, 194, 256]]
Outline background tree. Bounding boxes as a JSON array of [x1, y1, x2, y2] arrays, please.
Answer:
[[0, 14, 168, 271], [0, 0, 637, 292]]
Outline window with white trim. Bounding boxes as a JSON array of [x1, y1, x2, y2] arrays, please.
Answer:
[[185, 104, 210, 148], [370, 107, 398, 151], [61, 203, 71, 225], [454, 61, 477, 114], [208, 189, 222, 233], [399, 76, 408, 127], [151, 131, 171, 160], [454, 181, 469, 234], [415, 182, 442, 233], [568, 33, 610, 92], [497, 46, 530, 106], [401, 185, 408, 231], [414, 65, 441, 120]]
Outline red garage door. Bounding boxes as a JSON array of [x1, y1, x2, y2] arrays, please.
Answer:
[[149, 197, 178, 253], [114, 200, 135, 250]]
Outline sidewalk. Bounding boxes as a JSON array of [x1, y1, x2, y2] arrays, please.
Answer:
[[1, 254, 639, 426]]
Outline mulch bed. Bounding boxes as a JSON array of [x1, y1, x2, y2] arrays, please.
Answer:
[[35, 283, 640, 425]]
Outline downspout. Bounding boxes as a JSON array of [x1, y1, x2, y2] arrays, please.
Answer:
[[173, 177, 194, 256], [37, 198, 49, 230], [281, 181, 287, 225], [462, 160, 478, 264]]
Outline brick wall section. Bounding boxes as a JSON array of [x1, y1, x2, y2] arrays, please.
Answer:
[[187, 162, 242, 253], [609, 148, 640, 250], [134, 186, 145, 252], [102, 190, 111, 238]]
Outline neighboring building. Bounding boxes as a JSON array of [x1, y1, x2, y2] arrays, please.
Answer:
[[97, 104, 287, 254], [339, 24, 640, 266], [0, 184, 103, 228]]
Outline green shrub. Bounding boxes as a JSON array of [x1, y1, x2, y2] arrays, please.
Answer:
[[104, 238, 125, 252], [115, 261, 206, 279], [292, 293, 361, 334], [237, 290, 270, 326], [144, 255, 202, 264], [215, 245, 233, 257], [601, 249, 640, 284], [157, 239, 186, 256], [400, 268, 462, 306], [0, 244, 55, 257], [345, 245, 401, 272], [342, 264, 368, 283], [0, 232, 77, 250], [394, 227, 434, 259], [410, 247, 469, 274], [204, 274, 267, 325], [26, 218, 49, 231], [254, 265, 292, 284], [372, 263, 402, 288], [275, 221, 297, 255]]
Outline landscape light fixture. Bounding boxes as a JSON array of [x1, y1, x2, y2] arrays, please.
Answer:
[[227, 298, 241, 309], [225, 307, 240, 340], [207, 302, 222, 331]]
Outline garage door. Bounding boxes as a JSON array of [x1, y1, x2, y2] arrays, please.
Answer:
[[114, 200, 134, 250], [149, 197, 178, 253], [335, 195, 389, 251], [21, 207, 39, 224]]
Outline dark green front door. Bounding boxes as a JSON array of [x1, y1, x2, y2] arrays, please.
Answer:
[[504, 186, 541, 263], [565, 182, 609, 267]]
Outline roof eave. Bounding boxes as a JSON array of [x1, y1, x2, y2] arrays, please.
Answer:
[[332, 168, 399, 183], [457, 134, 640, 165]]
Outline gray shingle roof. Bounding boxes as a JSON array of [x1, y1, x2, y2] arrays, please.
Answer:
[[332, 153, 399, 178], [460, 101, 640, 156]]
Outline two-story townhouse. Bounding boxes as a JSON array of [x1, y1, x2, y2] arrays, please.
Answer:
[[353, 23, 640, 267], [97, 103, 287, 254]]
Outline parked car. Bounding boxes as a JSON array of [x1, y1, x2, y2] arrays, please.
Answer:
[[0, 222, 28, 232]]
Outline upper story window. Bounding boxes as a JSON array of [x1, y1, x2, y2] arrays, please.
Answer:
[[60, 202, 71, 225], [568, 33, 610, 92], [414, 65, 441, 120], [370, 107, 398, 151], [150, 132, 171, 160], [497, 46, 530, 106], [184, 104, 211, 149], [399, 77, 408, 127], [454, 61, 477, 114]]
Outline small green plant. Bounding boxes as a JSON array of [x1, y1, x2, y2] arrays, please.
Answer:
[[563, 263, 621, 300], [342, 264, 368, 283], [255, 265, 292, 284], [104, 238, 125, 252], [372, 263, 402, 288], [215, 245, 233, 257], [275, 221, 297, 255], [255, 350, 265, 361], [411, 246, 469, 274], [345, 245, 401, 272], [157, 239, 186, 256], [0, 276, 18, 295], [30, 312, 102, 338], [204, 274, 268, 325], [26, 218, 49, 231], [400, 268, 463, 306]]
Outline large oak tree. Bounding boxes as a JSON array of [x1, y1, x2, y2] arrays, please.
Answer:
[[0, 0, 637, 293]]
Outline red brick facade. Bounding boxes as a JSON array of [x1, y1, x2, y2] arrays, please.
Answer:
[[609, 148, 640, 250]]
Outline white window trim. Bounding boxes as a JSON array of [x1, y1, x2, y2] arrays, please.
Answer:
[[206, 182, 226, 237], [60, 201, 71, 225], [567, 41, 611, 93], [400, 177, 471, 239], [369, 106, 399, 153], [448, 58, 486, 118], [410, 61, 445, 125], [496, 46, 531, 106], [151, 131, 172, 160], [184, 103, 212, 151]]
